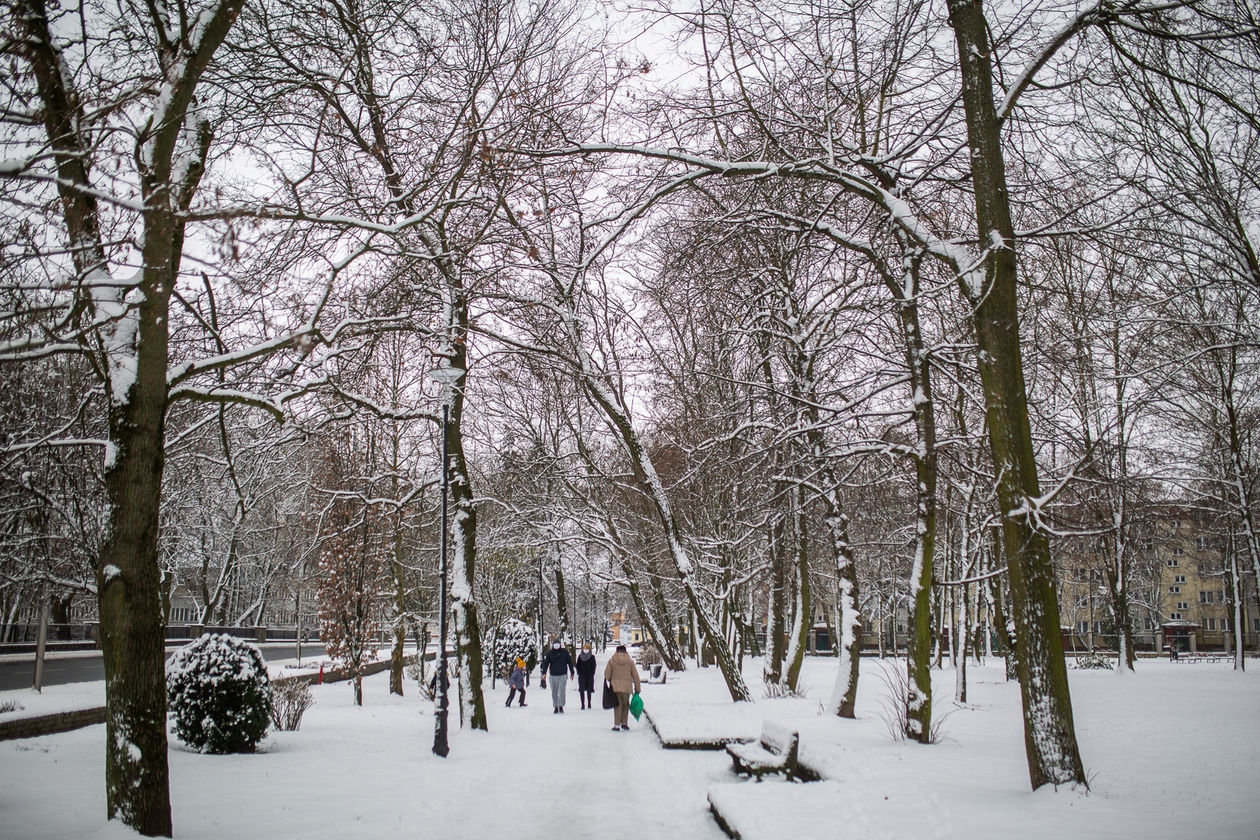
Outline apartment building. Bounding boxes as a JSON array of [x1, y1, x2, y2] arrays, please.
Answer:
[[1060, 509, 1259, 654]]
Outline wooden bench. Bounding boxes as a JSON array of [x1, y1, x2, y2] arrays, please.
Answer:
[[726, 721, 801, 780]]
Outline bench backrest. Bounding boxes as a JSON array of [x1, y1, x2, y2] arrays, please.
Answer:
[[761, 721, 798, 754]]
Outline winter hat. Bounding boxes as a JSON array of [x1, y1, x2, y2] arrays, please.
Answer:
[[515, 658, 525, 668]]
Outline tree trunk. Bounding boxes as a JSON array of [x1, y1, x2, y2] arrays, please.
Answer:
[[555, 566, 572, 654], [893, 257, 938, 743], [447, 364, 488, 731], [946, 0, 1087, 788], [765, 514, 788, 684], [389, 520, 407, 697], [785, 486, 811, 692]]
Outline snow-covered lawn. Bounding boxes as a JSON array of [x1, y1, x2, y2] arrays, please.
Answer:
[[0, 654, 1256, 839], [0, 666, 728, 840]]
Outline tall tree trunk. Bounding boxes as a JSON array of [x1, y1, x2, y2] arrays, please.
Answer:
[[444, 293, 488, 731], [555, 566, 572, 654], [946, 0, 1087, 788], [389, 511, 407, 697], [98, 288, 172, 835], [765, 514, 788, 684], [785, 337, 862, 716], [892, 255, 938, 743], [17, 1, 245, 831], [784, 486, 812, 692]]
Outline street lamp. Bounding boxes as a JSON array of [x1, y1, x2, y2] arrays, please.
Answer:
[[428, 363, 462, 758]]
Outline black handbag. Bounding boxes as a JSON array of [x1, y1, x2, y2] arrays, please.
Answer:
[[601, 679, 617, 709]]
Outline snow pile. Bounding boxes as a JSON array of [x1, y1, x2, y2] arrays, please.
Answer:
[[165, 634, 272, 753]]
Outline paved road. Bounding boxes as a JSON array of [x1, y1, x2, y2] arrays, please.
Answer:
[[0, 642, 328, 692]]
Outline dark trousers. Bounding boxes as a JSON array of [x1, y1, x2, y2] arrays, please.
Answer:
[[506, 686, 525, 706]]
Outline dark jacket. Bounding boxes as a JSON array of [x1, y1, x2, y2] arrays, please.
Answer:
[[575, 651, 597, 691], [541, 646, 575, 677], [509, 665, 526, 689]]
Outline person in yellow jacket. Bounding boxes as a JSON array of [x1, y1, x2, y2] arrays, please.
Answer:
[[603, 644, 641, 731]]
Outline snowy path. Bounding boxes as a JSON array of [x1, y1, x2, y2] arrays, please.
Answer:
[[0, 670, 731, 840]]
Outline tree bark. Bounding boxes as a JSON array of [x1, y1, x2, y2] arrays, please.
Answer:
[[893, 254, 938, 743], [946, 0, 1087, 788], [784, 486, 811, 692], [445, 303, 488, 731]]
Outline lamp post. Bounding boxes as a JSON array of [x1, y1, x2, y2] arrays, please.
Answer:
[[537, 542, 544, 661], [429, 364, 462, 758]]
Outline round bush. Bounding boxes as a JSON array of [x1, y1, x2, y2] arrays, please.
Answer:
[[494, 618, 538, 677], [166, 634, 273, 753]]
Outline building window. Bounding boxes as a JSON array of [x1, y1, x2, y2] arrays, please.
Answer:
[[1170, 585, 1181, 594], [1195, 536, 1210, 550], [1174, 575, 1186, 583], [1170, 612, 1182, 620], [1171, 546, 1184, 556], [1143, 618, 1154, 630], [1199, 590, 1214, 604], [1176, 601, 1189, 610], [1206, 618, 1216, 631], [1253, 618, 1260, 632], [1166, 558, 1179, 567]]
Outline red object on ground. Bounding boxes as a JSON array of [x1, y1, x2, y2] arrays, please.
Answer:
[[318, 664, 324, 684]]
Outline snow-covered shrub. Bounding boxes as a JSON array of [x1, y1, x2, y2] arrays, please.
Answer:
[[269, 679, 315, 731], [1072, 651, 1114, 670], [0, 699, 22, 714], [494, 618, 539, 677], [166, 634, 272, 753]]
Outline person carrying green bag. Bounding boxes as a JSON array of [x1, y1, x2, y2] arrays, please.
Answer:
[[629, 690, 644, 721], [603, 644, 642, 731]]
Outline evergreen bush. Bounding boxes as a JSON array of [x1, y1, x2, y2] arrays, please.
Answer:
[[494, 618, 539, 677], [166, 634, 273, 753]]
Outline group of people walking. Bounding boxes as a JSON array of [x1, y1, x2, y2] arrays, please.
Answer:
[[505, 638, 642, 731]]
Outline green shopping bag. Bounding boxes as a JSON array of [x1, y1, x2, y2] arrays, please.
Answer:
[[629, 691, 644, 721]]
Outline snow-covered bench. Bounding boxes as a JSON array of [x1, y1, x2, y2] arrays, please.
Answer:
[[726, 721, 801, 781]]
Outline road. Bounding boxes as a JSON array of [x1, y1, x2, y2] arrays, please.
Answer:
[[0, 642, 328, 692]]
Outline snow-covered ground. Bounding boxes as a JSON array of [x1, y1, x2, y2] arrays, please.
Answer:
[[0, 654, 1256, 839]]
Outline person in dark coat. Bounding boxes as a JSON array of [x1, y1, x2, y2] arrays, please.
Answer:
[[574, 643, 597, 709], [540, 637, 576, 713]]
